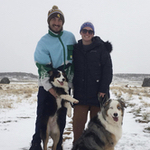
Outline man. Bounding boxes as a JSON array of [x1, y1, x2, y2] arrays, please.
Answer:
[[29, 5, 76, 150], [72, 22, 113, 143]]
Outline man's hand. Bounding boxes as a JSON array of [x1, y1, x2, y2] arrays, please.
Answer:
[[49, 88, 57, 98]]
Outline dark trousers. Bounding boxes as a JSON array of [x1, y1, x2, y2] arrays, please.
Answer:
[[31, 87, 67, 149]]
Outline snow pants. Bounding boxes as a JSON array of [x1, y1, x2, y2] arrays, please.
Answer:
[[31, 86, 66, 150]]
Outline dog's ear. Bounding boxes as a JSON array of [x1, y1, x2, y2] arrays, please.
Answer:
[[118, 99, 127, 108], [98, 94, 108, 107], [103, 99, 112, 109], [57, 66, 64, 71], [49, 70, 53, 77]]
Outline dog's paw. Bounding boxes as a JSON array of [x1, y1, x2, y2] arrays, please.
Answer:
[[65, 102, 72, 118], [73, 99, 79, 104]]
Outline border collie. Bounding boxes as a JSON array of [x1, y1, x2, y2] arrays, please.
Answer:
[[41, 70, 78, 150], [72, 96, 126, 150]]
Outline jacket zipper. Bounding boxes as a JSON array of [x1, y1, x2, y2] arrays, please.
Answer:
[[58, 36, 66, 69]]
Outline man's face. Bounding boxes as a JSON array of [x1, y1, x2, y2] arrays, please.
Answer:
[[49, 17, 63, 33]]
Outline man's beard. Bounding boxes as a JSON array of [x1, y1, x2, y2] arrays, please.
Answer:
[[49, 25, 63, 34]]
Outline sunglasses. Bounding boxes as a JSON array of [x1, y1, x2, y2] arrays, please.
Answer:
[[82, 29, 94, 35]]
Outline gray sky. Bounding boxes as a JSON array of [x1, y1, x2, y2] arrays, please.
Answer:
[[0, 0, 150, 75]]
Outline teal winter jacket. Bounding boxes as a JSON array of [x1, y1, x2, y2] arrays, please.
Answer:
[[34, 30, 76, 91]]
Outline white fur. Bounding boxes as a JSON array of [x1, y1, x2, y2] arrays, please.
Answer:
[[64, 102, 72, 117], [56, 97, 62, 110], [46, 114, 60, 150], [98, 100, 123, 143], [60, 94, 78, 104], [51, 71, 69, 94], [51, 70, 79, 117]]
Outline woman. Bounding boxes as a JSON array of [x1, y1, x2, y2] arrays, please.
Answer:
[[72, 22, 113, 143]]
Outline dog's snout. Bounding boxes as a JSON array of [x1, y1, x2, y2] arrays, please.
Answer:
[[62, 78, 65, 81], [114, 113, 118, 117]]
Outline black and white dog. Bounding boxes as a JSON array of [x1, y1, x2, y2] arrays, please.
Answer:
[[40, 70, 78, 150], [72, 96, 126, 150]]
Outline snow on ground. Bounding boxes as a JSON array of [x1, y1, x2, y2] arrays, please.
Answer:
[[0, 81, 150, 150]]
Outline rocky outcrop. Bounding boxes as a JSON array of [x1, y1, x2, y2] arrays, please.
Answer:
[[0, 77, 10, 84], [142, 78, 150, 87]]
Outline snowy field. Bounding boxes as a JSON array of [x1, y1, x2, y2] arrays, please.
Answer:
[[0, 79, 150, 150]]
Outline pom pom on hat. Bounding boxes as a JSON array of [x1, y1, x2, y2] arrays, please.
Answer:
[[47, 5, 65, 24], [80, 22, 95, 34]]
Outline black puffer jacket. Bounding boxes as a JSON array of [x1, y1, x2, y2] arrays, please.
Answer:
[[73, 36, 113, 107]]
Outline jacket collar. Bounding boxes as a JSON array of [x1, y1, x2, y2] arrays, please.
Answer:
[[77, 36, 101, 50], [76, 36, 113, 53], [48, 30, 63, 37]]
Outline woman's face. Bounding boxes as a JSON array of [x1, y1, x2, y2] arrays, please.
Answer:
[[80, 27, 94, 44]]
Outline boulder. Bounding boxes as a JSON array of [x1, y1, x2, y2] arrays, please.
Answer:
[[142, 78, 150, 87], [0, 77, 10, 84]]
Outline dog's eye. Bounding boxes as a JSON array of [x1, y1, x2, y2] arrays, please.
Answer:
[[117, 106, 121, 110], [57, 73, 60, 77], [110, 107, 113, 109]]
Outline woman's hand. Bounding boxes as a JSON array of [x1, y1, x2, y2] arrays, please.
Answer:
[[99, 92, 105, 98]]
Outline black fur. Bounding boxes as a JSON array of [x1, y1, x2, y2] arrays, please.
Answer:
[[40, 70, 69, 146], [49, 69, 68, 83], [49, 70, 68, 95]]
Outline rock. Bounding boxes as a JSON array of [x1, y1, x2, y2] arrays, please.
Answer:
[[0, 77, 10, 84], [142, 78, 150, 87]]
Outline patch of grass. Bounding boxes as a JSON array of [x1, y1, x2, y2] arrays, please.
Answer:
[[128, 103, 136, 107], [142, 113, 149, 120], [136, 119, 149, 123], [138, 96, 142, 100], [0, 83, 38, 109], [63, 131, 71, 135], [135, 108, 141, 114], [0, 99, 14, 108], [111, 83, 150, 126], [63, 136, 72, 142], [144, 127, 150, 133]]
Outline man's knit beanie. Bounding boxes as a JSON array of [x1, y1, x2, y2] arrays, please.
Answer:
[[47, 5, 65, 24]]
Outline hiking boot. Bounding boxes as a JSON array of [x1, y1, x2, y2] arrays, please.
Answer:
[[29, 143, 42, 150]]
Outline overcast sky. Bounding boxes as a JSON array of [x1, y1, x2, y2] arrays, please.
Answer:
[[1, 0, 150, 75]]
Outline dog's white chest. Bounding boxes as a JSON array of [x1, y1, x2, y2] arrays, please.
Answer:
[[56, 97, 62, 110]]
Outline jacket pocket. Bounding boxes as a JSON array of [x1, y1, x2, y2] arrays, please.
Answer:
[[67, 45, 73, 60]]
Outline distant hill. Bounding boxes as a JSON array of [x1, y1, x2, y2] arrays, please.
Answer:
[[0, 72, 38, 81], [113, 73, 150, 82], [0, 72, 149, 82]]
